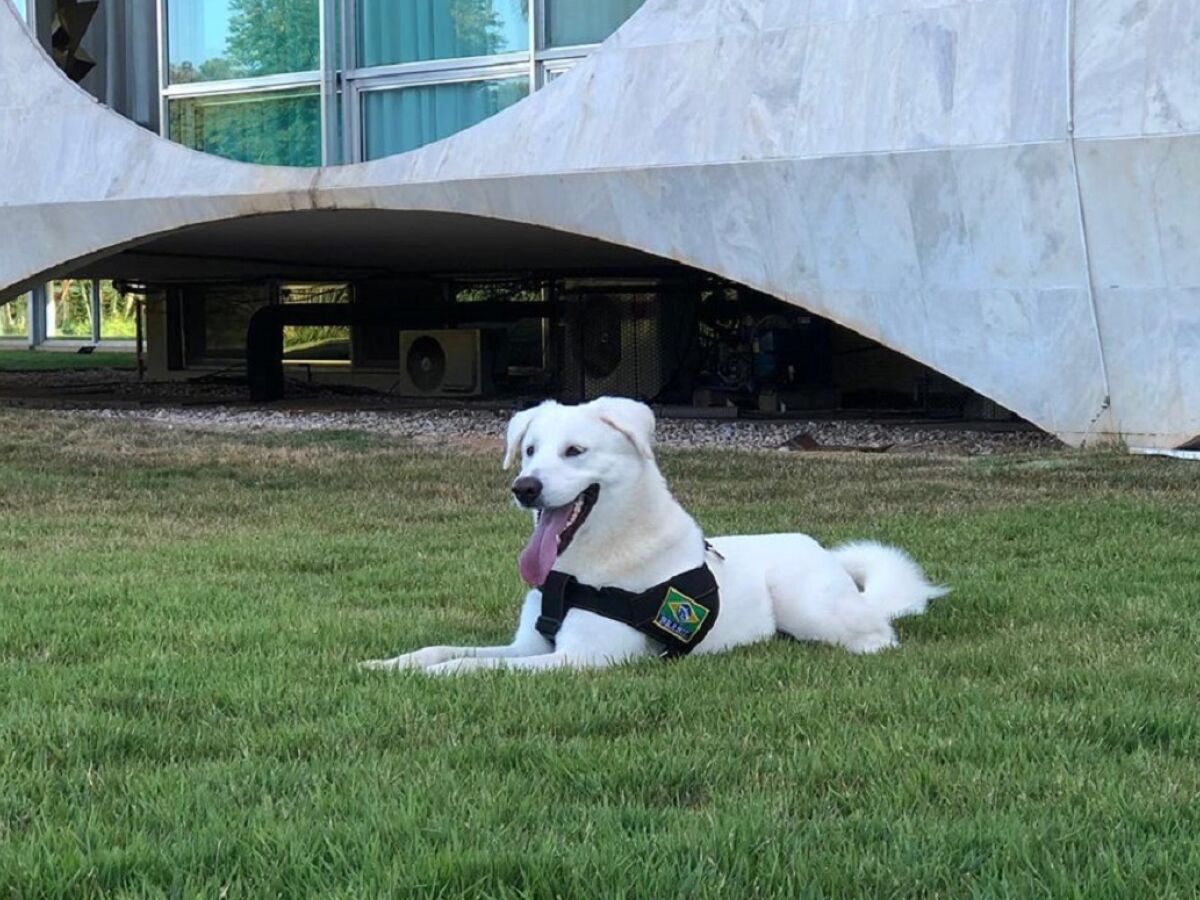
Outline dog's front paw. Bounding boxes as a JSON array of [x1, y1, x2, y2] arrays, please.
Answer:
[[358, 646, 460, 672], [423, 657, 488, 677]]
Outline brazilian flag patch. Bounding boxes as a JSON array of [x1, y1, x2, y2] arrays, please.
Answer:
[[652, 587, 711, 643]]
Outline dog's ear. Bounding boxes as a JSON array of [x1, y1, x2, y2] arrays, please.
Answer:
[[503, 401, 558, 469], [592, 396, 656, 460]]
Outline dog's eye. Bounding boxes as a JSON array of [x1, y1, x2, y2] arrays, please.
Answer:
[[525, 445, 535, 458], [564, 445, 586, 458]]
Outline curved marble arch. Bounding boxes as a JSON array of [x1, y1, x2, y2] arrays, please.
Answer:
[[2, 0, 1199, 447]]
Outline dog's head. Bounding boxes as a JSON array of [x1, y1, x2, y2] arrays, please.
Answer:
[[503, 397, 656, 586]]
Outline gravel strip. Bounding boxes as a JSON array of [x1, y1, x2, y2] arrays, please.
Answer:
[[1, 369, 1061, 455], [81, 405, 1062, 455]]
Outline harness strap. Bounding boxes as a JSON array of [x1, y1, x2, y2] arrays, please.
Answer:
[[536, 558, 721, 658]]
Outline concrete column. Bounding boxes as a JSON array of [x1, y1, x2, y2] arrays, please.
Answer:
[[27, 284, 46, 348], [90, 278, 102, 343], [143, 290, 169, 377]]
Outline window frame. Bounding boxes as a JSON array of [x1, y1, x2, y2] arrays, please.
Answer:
[[160, 0, 322, 89], [157, 0, 638, 166], [352, 62, 531, 162], [166, 85, 324, 168]]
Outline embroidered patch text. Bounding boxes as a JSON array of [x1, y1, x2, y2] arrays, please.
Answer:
[[652, 587, 711, 643]]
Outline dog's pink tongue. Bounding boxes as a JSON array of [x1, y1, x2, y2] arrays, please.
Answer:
[[519, 505, 572, 586]]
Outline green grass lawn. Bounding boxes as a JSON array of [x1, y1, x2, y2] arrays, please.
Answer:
[[1, 410, 1198, 898], [0, 349, 136, 371]]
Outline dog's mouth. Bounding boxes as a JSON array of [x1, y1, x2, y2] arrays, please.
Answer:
[[518, 484, 600, 587]]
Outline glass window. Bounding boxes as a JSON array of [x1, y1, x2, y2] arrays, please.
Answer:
[[357, 0, 529, 68], [169, 88, 321, 166], [281, 284, 351, 365], [545, 0, 645, 48], [0, 296, 28, 339], [184, 285, 269, 362], [99, 282, 137, 339], [166, 0, 319, 85], [362, 76, 528, 160], [47, 280, 94, 339]]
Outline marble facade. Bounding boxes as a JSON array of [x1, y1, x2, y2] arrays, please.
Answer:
[[1, 0, 1197, 447]]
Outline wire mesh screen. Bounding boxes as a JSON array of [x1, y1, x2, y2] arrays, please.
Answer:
[[558, 291, 700, 403]]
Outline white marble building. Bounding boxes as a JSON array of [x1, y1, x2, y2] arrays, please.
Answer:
[[1, 0, 1198, 447]]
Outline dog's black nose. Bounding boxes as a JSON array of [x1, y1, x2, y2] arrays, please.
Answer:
[[512, 476, 543, 507]]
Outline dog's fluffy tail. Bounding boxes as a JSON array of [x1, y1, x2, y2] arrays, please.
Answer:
[[833, 540, 949, 620]]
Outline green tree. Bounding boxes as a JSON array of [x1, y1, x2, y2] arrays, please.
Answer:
[[0, 297, 28, 338], [448, 0, 506, 55], [225, 0, 319, 78], [168, 57, 236, 84], [170, 89, 320, 167]]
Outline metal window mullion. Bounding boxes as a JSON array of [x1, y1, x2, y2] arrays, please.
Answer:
[[353, 61, 532, 93], [534, 44, 598, 62], [156, 0, 169, 136], [162, 71, 323, 99], [347, 75, 362, 163], [346, 51, 529, 83], [529, 0, 540, 90], [319, 0, 331, 165], [340, 0, 357, 164]]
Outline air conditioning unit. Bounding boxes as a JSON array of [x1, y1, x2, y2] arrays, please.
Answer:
[[561, 294, 686, 402], [398, 329, 490, 397]]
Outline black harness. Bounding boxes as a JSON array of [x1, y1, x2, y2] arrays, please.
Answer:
[[535, 549, 721, 658]]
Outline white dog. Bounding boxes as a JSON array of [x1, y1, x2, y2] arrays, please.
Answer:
[[363, 397, 947, 675]]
